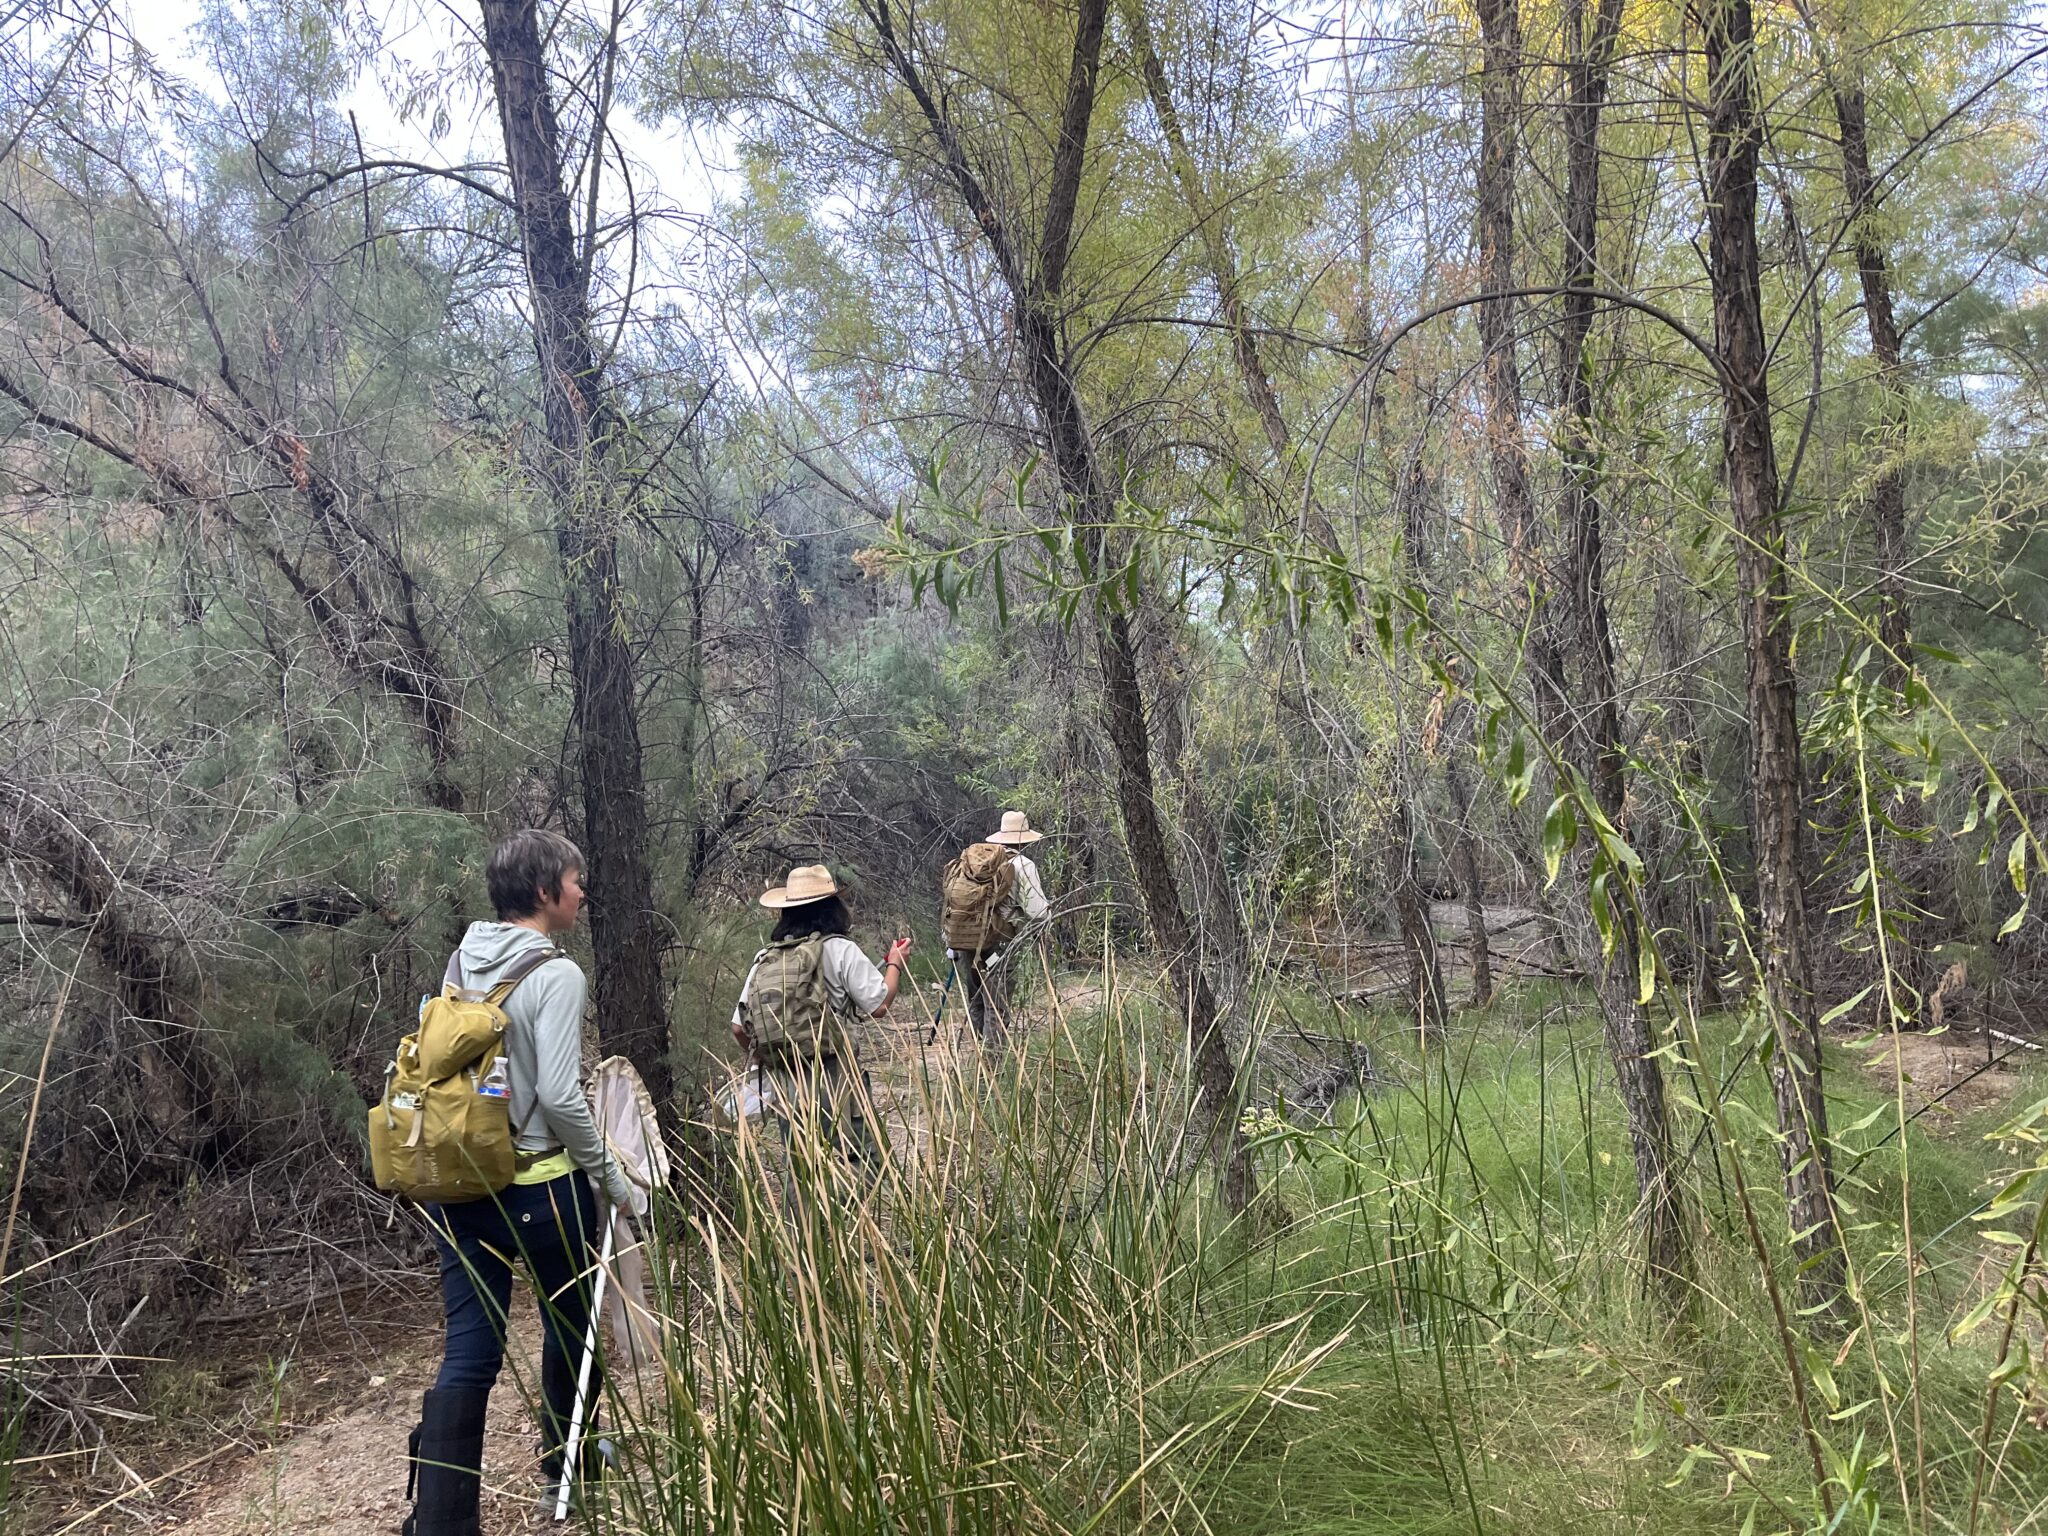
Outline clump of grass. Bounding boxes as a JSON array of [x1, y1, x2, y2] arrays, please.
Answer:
[[591, 975, 1342, 1534]]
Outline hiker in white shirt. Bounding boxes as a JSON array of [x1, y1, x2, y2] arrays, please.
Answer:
[[943, 811, 1051, 1052], [731, 863, 910, 1173]]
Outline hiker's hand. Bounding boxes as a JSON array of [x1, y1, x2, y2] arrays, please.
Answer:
[[605, 1167, 648, 1218], [886, 937, 912, 968]]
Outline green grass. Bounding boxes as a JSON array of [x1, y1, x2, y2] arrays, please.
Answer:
[[573, 967, 2048, 1535]]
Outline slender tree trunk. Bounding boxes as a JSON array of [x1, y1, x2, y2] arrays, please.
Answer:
[[1477, 0, 1694, 1293], [478, 0, 670, 1108], [1120, 23, 1309, 1006], [1654, 574, 1729, 1009], [1473, 0, 1572, 750], [1831, 89, 1912, 689], [1055, 654, 1098, 960], [1392, 460, 1472, 1030], [1336, 14, 1454, 1029], [1099, 605, 1255, 1210], [864, 0, 1257, 1213], [1444, 697, 1495, 1006], [1473, 0, 1578, 988], [1816, 57, 1944, 1020], [1701, 0, 1846, 1316], [1559, 0, 1627, 823], [1152, 623, 1252, 1007], [1557, 0, 1690, 1296], [1387, 794, 1450, 1043], [1123, 1, 1288, 463]]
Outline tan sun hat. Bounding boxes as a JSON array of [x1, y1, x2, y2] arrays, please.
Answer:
[[759, 863, 839, 909], [986, 810, 1043, 846]]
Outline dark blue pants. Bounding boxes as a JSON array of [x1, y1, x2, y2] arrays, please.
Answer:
[[425, 1172, 598, 1459]]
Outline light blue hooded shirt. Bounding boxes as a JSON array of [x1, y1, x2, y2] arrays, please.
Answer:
[[454, 921, 633, 1209]]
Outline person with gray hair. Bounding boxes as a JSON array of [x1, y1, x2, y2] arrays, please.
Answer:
[[403, 829, 641, 1536]]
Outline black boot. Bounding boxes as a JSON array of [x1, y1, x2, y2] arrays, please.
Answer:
[[401, 1386, 490, 1536]]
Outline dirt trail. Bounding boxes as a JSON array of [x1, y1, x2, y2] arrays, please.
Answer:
[[129, 1302, 556, 1536], [1859, 1028, 2024, 1123]]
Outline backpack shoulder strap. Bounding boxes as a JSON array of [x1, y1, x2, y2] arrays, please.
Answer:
[[483, 945, 565, 1007]]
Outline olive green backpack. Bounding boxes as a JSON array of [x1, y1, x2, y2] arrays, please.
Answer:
[[740, 936, 836, 1053], [368, 946, 559, 1204]]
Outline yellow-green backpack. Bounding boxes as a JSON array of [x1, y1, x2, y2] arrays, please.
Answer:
[[368, 946, 560, 1204]]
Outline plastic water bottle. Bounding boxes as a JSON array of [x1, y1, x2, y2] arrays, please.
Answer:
[[478, 1057, 511, 1100]]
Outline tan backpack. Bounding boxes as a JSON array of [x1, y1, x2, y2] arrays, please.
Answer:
[[739, 936, 837, 1053], [368, 946, 560, 1204], [941, 842, 1018, 953]]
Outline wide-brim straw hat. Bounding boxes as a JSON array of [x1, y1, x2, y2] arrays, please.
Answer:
[[986, 810, 1043, 846], [759, 863, 839, 908]]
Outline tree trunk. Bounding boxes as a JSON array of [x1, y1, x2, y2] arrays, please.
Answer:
[[1100, 605, 1255, 1210], [864, 0, 1256, 1213], [1392, 460, 1475, 1026], [1123, 1, 1288, 463], [478, 0, 670, 1109], [1559, 0, 1627, 823], [1444, 697, 1494, 1007], [1654, 574, 1730, 1009], [1701, 0, 1846, 1316], [1131, 9, 1463, 1030], [1557, 0, 1690, 1295], [1055, 657, 1099, 959], [1472, 0, 1578, 987], [1473, 0, 1572, 750], [1152, 623, 1252, 1007], [1831, 82, 1913, 692], [1821, 62, 1943, 1020], [1387, 795, 1450, 1044]]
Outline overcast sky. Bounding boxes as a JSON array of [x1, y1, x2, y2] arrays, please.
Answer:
[[118, 0, 729, 227]]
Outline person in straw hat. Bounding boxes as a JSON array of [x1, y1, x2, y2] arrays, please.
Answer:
[[730, 864, 910, 1177], [939, 811, 1052, 1053]]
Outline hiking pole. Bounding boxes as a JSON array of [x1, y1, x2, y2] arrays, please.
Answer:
[[554, 1215, 617, 1522], [932, 954, 958, 1046]]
